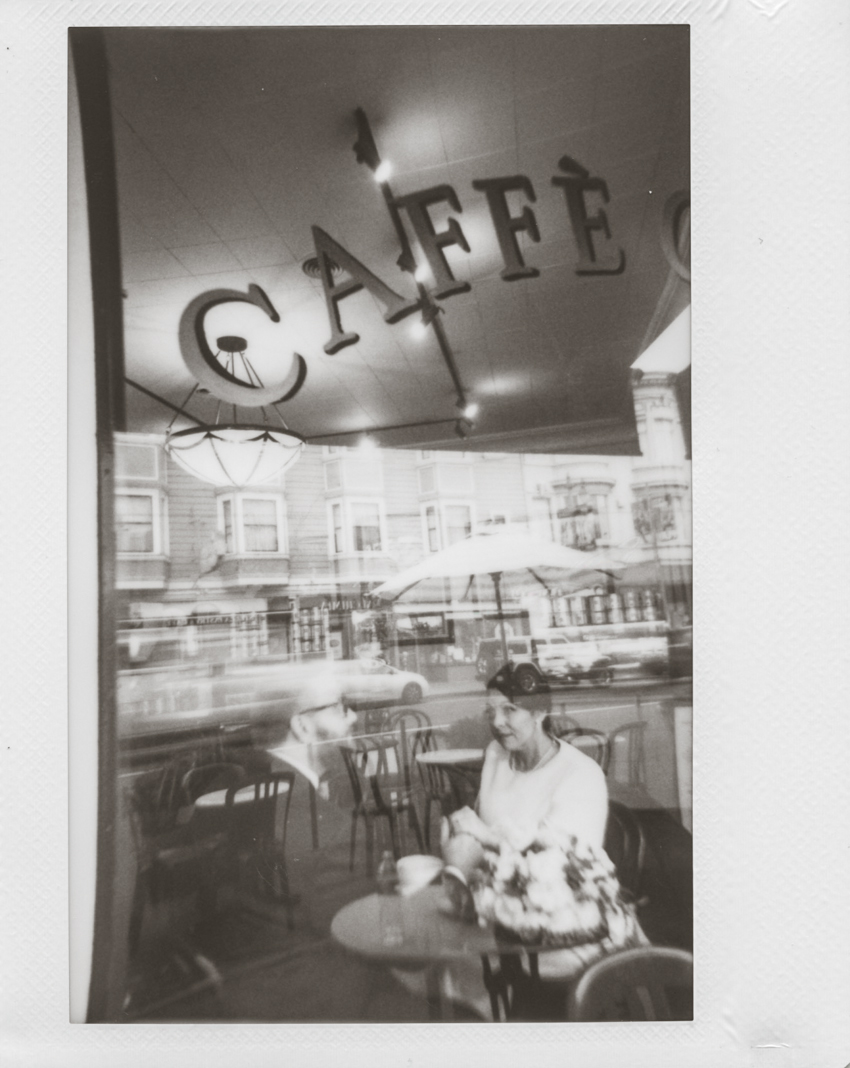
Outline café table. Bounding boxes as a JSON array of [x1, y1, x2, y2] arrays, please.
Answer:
[[415, 749, 484, 810], [330, 882, 608, 1022], [331, 882, 505, 1021]]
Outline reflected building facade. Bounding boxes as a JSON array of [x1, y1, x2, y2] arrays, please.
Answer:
[[115, 372, 691, 685]]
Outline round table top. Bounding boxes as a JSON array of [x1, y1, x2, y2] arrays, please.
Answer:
[[415, 749, 485, 768], [331, 884, 499, 966]]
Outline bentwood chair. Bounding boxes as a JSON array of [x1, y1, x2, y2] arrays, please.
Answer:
[[602, 800, 647, 900], [341, 735, 424, 875], [568, 946, 693, 1021], [556, 726, 611, 772], [387, 707, 432, 798], [223, 769, 298, 929], [607, 720, 649, 788], [123, 760, 245, 1018]]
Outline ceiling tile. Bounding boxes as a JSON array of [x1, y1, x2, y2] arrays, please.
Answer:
[[170, 243, 244, 276], [104, 26, 687, 454], [123, 249, 192, 284], [228, 235, 297, 270]]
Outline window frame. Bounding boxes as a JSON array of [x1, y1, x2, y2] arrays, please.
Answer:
[[217, 492, 287, 557], [115, 489, 168, 557], [442, 500, 475, 547], [327, 497, 388, 556], [423, 503, 441, 553], [420, 500, 476, 553]]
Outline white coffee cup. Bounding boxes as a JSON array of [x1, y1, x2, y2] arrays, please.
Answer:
[[396, 854, 444, 897]]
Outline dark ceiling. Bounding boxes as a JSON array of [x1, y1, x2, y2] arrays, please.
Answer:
[[105, 25, 690, 454]]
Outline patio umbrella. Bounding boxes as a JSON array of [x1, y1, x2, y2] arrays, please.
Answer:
[[371, 530, 623, 668]]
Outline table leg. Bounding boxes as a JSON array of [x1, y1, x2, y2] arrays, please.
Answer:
[[424, 965, 453, 1021], [309, 784, 319, 851]]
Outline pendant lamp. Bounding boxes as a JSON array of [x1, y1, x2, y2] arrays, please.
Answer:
[[163, 332, 306, 487]]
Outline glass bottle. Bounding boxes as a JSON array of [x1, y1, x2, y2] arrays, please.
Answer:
[[376, 850, 403, 946]]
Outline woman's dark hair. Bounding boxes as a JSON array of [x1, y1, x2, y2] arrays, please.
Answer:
[[486, 663, 554, 734]]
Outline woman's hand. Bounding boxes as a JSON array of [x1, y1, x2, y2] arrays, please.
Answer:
[[442, 832, 485, 881], [447, 806, 499, 849]]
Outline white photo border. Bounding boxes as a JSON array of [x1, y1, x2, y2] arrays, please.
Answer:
[[2, 0, 849, 1065]]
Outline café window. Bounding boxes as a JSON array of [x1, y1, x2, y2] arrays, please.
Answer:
[[115, 491, 166, 555], [217, 494, 286, 555], [328, 499, 386, 554]]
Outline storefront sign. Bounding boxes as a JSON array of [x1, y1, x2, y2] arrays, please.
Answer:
[[178, 145, 687, 398], [313, 154, 627, 353]]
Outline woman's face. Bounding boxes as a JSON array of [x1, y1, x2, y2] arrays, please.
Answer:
[[484, 689, 544, 752]]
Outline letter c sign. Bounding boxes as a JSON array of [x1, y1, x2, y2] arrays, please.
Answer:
[[177, 283, 307, 407]]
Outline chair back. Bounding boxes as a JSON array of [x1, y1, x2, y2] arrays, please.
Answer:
[[603, 799, 645, 897], [569, 946, 693, 1021], [608, 719, 648, 787], [547, 712, 579, 738], [182, 762, 244, 803], [559, 727, 611, 772], [362, 707, 391, 738], [388, 708, 433, 789], [414, 735, 454, 803], [340, 742, 367, 807], [339, 736, 402, 812], [225, 769, 296, 849]]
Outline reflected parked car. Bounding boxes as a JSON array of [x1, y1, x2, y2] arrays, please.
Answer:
[[474, 634, 614, 693], [331, 658, 429, 707]]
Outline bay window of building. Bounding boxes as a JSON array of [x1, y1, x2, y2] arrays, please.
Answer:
[[558, 491, 611, 550], [424, 504, 440, 552], [420, 502, 474, 552], [444, 503, 472, 546], [352, 501, 382, 552], [331, 501, 344, 554], [217, 494, 286, 555], [328, 499, 386, 555]]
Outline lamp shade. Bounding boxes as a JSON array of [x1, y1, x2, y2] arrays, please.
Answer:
[[165, 425, 305, 487]]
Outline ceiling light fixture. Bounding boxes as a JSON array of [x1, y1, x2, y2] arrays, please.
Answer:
[[454, 418, 474, 440], [156, 332, 306, 488], [373, 160, 393, 184], [165, 424, 305, 487]]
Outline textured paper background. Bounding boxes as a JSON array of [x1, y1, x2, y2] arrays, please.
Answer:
[[2, 1, 849, 1065]]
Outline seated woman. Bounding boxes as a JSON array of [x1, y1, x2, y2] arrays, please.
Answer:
[[445, 664, 608, 863], [432, 664, 645, 1018]]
